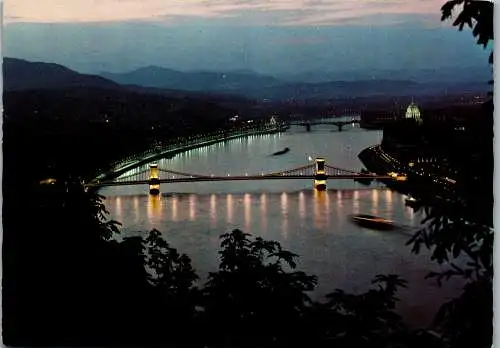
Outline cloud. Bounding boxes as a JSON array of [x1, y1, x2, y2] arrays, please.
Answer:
[[5, 0, 446, 26]]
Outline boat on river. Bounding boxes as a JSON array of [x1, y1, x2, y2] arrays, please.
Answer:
[[272, 147, 290, 156], [350, 214, 396, 230], [404, 195, 420, 208]]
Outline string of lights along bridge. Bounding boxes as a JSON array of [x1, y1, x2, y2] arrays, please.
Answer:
[[90, 158, 406, 195]]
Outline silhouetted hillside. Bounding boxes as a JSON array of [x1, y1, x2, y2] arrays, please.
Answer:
[[3, 58, 121, 91], [101, 65, 489, 101], [3, 86, 237, 179], [4, 87, 234, 125], [3, 57, 262, 113], [101, 66, 281, 92]]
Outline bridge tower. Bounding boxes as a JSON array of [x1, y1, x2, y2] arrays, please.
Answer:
[[149, 164, 160, 195], [314, 157, 327, 191]]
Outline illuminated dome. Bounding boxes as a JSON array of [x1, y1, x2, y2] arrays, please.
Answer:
[[405, 102, 421, 120]]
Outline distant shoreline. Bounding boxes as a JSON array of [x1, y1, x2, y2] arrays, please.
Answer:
[[96, 125, 288, 182]]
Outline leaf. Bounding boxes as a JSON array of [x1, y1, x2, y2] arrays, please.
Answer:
[[452, 243, 462, 258], [441, 0, 465, 21]]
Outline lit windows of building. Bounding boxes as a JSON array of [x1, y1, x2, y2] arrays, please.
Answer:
[[405, 102, 422, 123]]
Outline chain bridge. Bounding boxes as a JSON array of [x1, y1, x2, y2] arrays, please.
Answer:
[[89, 158, 399, 195]]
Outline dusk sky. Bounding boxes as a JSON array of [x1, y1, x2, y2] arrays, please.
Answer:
[[3, 0, 491, 75]]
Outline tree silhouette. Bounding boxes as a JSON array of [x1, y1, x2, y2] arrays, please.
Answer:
[[201, 229, 318, 346], [441, 0, 493, 94], [399, 2, 494, 347], [143, 229, 201, 344], [441, 0, 493, 64], [302, 274, 435, 348]]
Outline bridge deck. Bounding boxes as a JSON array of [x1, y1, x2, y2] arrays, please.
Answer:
[[91, 174, 391, 187]]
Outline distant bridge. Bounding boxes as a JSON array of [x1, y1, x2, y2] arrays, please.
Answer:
[[88, 158, 400, 195], [288, 116, 361, 131]]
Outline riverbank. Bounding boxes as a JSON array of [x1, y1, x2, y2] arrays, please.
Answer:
[[358, 144, 458, 202], [358, 145, 411, 194], [95, 124, 288, 182]]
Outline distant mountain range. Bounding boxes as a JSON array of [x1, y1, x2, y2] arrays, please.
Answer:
[[4, 57, 490, 102], [100, 65, 489, 101], [101, 66, 281, 93]]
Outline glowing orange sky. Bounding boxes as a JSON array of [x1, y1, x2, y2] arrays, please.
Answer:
[[5, 0, 446, 25]]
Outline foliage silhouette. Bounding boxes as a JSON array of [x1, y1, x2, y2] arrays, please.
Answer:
[[441, 0, 493, 89], [392, 2, 495, 347], [441, 0, 493, 49], [201, 229, 318, 346], [314, 275, 408, 347]]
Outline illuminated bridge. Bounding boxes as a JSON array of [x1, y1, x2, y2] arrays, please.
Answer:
[[288, 115, 361, 131], [88, 158, 401, 195]]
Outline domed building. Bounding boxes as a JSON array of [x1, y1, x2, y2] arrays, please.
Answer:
[[405, 101, 422, 123]]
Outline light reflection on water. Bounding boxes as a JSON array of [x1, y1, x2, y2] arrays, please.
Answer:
[[227, 194, 233, 224], [281, 192, 288, 240], [260, 193, 267, 234], [189, 194, 196, 221], [172, 195, 178, 222], [147, 194, 161, 221], [210, 194, 217, 228], [244, 193, 252, 232], [109, 187, 410, 234]]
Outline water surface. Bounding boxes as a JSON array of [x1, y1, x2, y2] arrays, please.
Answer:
[[102, 126, 463, 328]]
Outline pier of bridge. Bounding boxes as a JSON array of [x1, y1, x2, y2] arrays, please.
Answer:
[[149, 164, 160, 195], [314, 158, 327, 191]]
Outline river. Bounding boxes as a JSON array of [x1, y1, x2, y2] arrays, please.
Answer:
[[101, 125, 463, 328]]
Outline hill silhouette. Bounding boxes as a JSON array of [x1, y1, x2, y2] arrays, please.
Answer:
[[101, 65, 281, 92], [4, 57, 488, 109], [3, 58, 121, 91], [100, 65, 489, 101]]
